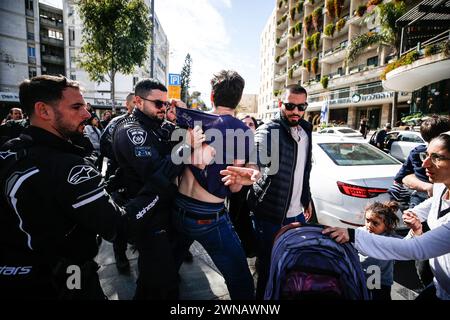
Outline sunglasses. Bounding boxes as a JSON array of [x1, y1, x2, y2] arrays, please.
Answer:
[[138, 96, 170, 109], [282, 102, 308, 111]]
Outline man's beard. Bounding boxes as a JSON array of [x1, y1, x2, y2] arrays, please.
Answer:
[[281, 111, 301, 127], [53, 111, 84, 140]]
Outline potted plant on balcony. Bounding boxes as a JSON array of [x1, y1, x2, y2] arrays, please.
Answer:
[[334, 0, 344, 18], [288, 47, 296, 59], [305, 36, 313, 51], [355, 4, 367, 17], [290, 7, 297, 20], [303, 59, 311, 72], [295, 21, 302, 35], [321, 75, 329, 89], [324, 23, 335, 37], [311, 57, 319, 74], [304, 14, 313, 34], [326, 0, 335, 19], [312, 7, 323, 31], [297, 1, 304, 14], [312, 32, 321, 51], [336, 17, 346, 32]]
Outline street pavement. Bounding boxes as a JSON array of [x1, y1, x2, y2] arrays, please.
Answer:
[[96, 239, 417, 300]]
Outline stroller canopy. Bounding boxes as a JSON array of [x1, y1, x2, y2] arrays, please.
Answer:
[[265, 223, 370, 300]]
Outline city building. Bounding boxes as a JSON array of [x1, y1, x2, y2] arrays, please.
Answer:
[[237, 93, 259, 118], [258, 0, 423, 130], [0, 0, 66, 118], [258, 8, 277, 120], [383, 0, 450, 119], [63, 0, 169, 112]]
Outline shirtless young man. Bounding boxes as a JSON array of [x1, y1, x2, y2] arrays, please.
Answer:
[[172, 70, 255, 300]]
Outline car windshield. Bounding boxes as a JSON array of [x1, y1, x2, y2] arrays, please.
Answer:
[[318, 142, 399, 166], [337, 129, 358, 134]]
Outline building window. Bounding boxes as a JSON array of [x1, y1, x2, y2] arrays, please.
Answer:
[[25, 0, 33, 11], [27, 46, 36, 57], [70, 74, 76, 80], [367, 56, 378, 67], [133, 77, 139, 86], [69, 28, 75, 45], [48, 30, 63, 40], [29, 67, 37, 78]]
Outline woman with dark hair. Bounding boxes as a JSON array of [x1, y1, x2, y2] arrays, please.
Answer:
[[323, 132, 450, 300], [241, 115, 258, 132]]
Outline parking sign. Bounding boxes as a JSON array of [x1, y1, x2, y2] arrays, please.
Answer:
[[168, 73, 181, 86]]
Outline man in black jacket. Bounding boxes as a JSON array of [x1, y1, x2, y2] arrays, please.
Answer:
[[112, 78, 198, 299], [0, 75, 159, 299], [249, 84, 313, 299]]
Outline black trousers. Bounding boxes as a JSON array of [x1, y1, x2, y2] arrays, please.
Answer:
[[133, 228, 179, 300]]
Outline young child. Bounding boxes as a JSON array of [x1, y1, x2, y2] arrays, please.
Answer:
[[359, 201, 399, 300]]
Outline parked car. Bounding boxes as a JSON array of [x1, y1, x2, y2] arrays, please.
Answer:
[[369, 130, 425, 162], [317, 127, 364, 139], [310, 136, 406, 230]]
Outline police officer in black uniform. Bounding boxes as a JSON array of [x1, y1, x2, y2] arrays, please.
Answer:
[[99, 92, 135, 273], [0, 75, 159, 299], [112, 78, 200, 300]]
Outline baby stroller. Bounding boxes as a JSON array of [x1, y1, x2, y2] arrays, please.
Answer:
[[264, 223, 370, 300]]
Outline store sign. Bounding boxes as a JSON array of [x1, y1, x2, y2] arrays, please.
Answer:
[[330, 91, 395, 105], [0, 92, 19, 102], [351, 93, 361, 103]]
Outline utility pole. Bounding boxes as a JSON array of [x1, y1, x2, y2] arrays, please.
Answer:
[[150, 0, 155, 78]]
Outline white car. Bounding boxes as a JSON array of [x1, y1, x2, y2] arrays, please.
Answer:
[[317, 127, 364, 139], [310, 136, 406, 230], [369, 130, 426, 162]]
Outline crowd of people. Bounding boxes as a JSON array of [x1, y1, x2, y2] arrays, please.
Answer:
[[0, 72, 449, 301]]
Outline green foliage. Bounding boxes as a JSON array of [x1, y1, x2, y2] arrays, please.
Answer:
[[304, 14, 313, 34], [276, 37, 281, 44], [334, 0, 344, 18], [295, 21, 302, 34], [336, 18, 346, 32], [288, 47, 296, 59], [324, 23, 335, 37], [367, 0, 383, 7], [442, 40, 450, 56], [424, 44, 439, 57], [290, 7, 296, 20], [275, 55, 281, 63], [77, 0, 151, 109], [305, 36, 313, 51], [303, 59, 311, 72], [288, 67, 294, 79], [347, 32, 383, 63], [321, 75, 329, 89], [380, 50, 419, 80], [180, 54, 192, 103], [273, 89, 283, 97], [312, 7, 323, 31], [311, 32, 321, 51], [296, 1, 304, 14], [311, 57, 319, 74], [356, 4, 367, 17], [326, 0, 335, 19]]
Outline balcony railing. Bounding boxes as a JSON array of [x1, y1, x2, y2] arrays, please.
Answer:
[[40, 35, 64, 47], [41, 54, 65, 65]]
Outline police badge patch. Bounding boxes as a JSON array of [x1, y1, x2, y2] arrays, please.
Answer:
[[127, 128, 147, 146]]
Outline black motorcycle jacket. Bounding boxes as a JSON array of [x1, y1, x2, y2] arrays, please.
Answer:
[[0, 126, 159, 270]]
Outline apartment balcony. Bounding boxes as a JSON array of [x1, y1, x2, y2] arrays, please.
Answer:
[[348, 12, 364, 25], [276, 51, 288, 65], [40, 17, 64, 30], [41, 54, 65, 65], [331, 65, 384, 88], [321, 42, 348, 64], [383, 52, 450, 92], [274, 70, 287, 83], [277, 31, 289, 48], [40, 35, 64, 48], [277, 0, 288, 14]]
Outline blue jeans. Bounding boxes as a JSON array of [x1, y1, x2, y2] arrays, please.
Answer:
[[172, 202, 255, 300], [254, 213, 305, 299]]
